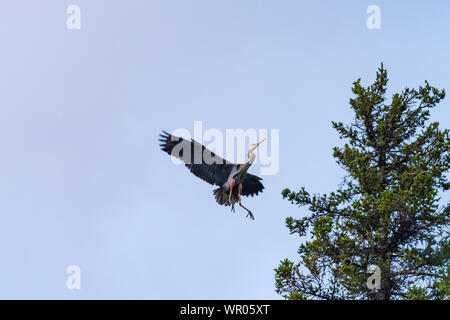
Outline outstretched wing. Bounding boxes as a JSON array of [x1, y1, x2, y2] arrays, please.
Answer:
[[241, 174, 264, 197], [159, 130, 234, 186]]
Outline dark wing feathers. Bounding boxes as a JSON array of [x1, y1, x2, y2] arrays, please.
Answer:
[[159, 131, 232, 186], [241, 174, 264, 197]]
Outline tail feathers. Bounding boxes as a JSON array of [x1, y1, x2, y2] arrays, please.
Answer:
[[213, 187, 238, 211]]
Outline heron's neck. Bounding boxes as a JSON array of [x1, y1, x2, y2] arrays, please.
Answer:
[[247, 151, 256, 165]]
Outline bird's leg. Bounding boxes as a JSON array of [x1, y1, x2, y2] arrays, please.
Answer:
[[238, 183, 254, 220], [228, 179, 235, 204]]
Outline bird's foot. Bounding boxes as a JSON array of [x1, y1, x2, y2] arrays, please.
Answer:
[[231, 203, 235, 212], [246, 211, 255, 220]]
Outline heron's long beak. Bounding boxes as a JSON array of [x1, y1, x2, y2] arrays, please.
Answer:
[[255, 138, 266, 148]]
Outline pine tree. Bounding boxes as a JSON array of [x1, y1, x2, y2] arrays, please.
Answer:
[[275, 64, 450, 300]]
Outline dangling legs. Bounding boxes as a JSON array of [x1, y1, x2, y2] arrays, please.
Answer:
[[228, 179, 236, 211], [237, 183, 254, 220]]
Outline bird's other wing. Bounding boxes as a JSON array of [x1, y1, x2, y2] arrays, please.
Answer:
[[241, 174, 264, 196], [159, 130, 233, 186]]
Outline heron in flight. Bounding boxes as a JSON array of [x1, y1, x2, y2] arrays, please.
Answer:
[[159, 131, 265, 220]]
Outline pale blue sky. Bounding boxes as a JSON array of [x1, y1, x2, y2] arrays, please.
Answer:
[[0, 1, 449, 299]]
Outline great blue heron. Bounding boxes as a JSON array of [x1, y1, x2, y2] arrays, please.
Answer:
[[159, 131, 265, 220]]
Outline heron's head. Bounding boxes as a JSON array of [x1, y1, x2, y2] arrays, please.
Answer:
[[248, 138, 266, 154]]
